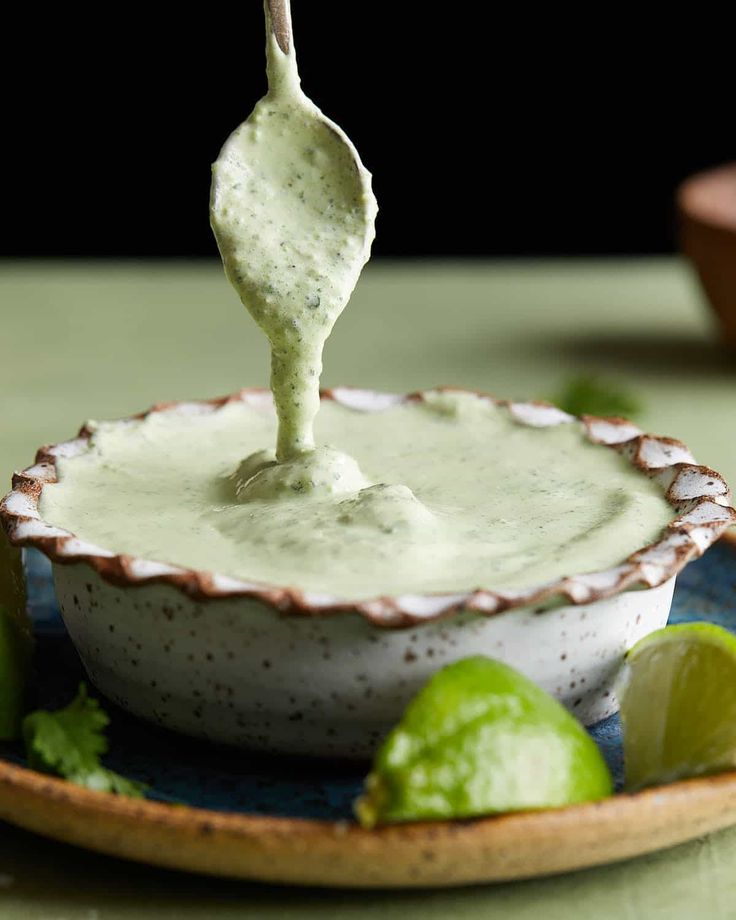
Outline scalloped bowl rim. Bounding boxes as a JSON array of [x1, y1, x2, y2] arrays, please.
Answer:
[[1, 386, 734, 628]]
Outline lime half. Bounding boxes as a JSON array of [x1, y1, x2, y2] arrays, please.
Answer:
[[617, 623, 736, 791], [355, 657, 612, 827]]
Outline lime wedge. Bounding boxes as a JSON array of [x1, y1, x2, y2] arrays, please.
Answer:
[[355, 657, 612, 827], [0, 529, 32, 739], [617, 623, 736, 791]]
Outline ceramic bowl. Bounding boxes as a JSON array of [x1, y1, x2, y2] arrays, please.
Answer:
[[2, 389, 734, 758], [678, 162, 736, 347]]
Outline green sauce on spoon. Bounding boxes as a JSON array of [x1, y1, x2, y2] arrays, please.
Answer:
[[210, 0, 377, 462]]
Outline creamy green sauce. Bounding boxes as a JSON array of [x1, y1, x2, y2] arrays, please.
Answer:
[[210, 9, 377, 461], [40, 393, 673, 601], [39, 8, 674, 599]]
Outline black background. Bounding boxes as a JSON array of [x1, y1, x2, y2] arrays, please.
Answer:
[[4, 6, 732, 259]]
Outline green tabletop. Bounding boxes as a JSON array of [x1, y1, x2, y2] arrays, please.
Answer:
[[1, 258, 735, 918]]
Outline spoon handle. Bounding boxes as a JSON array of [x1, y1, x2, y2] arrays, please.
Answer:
[[266, 0, 292, 55]]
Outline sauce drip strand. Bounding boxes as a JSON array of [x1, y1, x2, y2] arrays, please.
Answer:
[[210, 0, 377, 462]]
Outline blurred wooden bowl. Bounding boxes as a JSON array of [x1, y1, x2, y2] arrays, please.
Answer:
[[679, 163, 736, 347]]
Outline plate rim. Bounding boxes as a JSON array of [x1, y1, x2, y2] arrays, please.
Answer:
[[2, 754, 736, 887]]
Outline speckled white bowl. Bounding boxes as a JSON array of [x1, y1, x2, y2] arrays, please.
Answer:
[[2, 388, 734, 758]]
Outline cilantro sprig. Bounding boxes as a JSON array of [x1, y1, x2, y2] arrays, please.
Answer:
[[22, 683, 146, 797], [551, 374, 643, 420]]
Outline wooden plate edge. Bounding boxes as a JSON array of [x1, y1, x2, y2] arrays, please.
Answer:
[[1, 531, 734, 888], [2, 758, 736, 887]]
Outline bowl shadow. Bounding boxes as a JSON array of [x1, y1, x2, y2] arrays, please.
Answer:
[[542, 332, 736, 378]]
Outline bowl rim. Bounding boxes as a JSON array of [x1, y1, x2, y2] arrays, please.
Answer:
[[2, 386, 735, 628]]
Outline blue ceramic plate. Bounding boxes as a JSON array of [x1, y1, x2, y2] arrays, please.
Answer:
[[0, 541, 735, 887]]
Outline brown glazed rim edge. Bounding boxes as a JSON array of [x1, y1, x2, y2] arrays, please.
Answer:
[[1, 386, 735, 628]]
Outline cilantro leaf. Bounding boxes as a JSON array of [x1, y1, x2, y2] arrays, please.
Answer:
[[551, 374, 643, 419], [22, 683, 146, 798]]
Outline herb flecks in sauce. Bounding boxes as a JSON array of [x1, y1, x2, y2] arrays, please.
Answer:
[[233, 446, 371, 502], [40, 394, 674, 601]]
